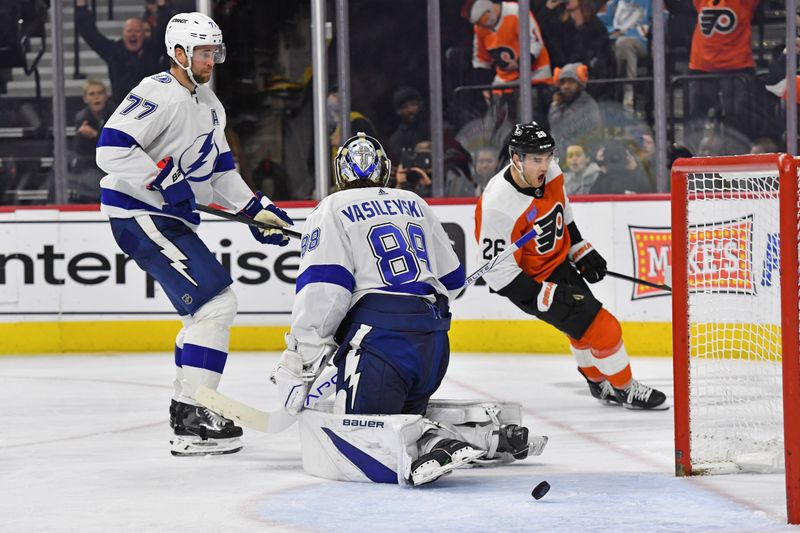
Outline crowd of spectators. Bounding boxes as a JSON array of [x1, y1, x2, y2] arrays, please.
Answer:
[[0, 0, 795, 205]]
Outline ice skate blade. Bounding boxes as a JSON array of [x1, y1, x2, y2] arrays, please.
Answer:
[[170, 434, 243, 456], [596, 398, 622, 407], [622, 401, 671, 411]]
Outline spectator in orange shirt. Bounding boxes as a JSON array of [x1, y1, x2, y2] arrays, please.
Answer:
[[686, 0, 760, 140]]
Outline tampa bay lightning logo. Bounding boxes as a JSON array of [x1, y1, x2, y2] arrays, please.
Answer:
[[151, 73, 172, 83], [178, 131, 219, 182]]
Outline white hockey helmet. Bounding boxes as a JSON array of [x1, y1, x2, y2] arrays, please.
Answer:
[[164, 12, 226, 65], [334, 132, 391, 189]]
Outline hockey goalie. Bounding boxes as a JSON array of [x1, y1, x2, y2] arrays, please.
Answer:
[[270, 133, 547, 486]]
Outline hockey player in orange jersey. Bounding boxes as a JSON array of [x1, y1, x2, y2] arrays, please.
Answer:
[[474, 123, 667, 410]]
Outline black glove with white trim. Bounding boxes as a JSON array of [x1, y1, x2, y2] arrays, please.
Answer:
[[569, 240, 606, 284], [536, 281, 586, 322]]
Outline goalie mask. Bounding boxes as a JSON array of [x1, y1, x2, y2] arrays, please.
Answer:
[[165, 13, 226, 85], [334, 132, 391, 189], [508, 123, 556, 198]]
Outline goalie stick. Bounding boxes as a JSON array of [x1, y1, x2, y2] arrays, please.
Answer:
[[196, 222, 543, 433], [197, 203, 302, 239]]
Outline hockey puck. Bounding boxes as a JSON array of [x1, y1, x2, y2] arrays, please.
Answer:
[[531, 481, 550, 500]]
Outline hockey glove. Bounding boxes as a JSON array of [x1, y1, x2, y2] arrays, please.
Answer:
[[569, 240, 606, 284], [147, 157, 200, 225], [536, 281, 586, 323], [270, 334, 336, 415], [240, 192, 294, 246], [271, 349, 312, 415]]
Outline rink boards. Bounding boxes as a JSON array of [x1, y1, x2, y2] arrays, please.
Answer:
[[0, 195, 726, 355]]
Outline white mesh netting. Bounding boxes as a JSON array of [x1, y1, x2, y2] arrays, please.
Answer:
[[685, 170, 784, 474]]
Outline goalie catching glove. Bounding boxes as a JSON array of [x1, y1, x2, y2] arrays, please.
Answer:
[[270, 333, 336, 415], [240, 192, 294, 246], [148, 157, 200, 225], [569, 240, 606, 283]]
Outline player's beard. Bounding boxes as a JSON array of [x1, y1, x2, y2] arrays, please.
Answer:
[[192, 70, 211, 84]]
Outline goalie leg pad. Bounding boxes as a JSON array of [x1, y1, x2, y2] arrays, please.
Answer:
[[424, 400, 547, 463], [299, 402, 430, 485]]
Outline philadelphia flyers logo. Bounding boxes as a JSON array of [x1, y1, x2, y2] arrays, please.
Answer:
[[699, 7, 736, 36], [533, 203, 564, 254], [488, 46, 518, 72]]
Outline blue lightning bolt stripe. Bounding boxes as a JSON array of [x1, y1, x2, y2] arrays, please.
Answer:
[[186, 132, 216, 176], [343, 325, 372, 411], [134, 215, 198, 286]]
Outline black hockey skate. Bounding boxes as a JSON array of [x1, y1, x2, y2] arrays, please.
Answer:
[[170, 401, 243, 456], [410, 438, 486, 486], [169, 399, 179, 429], [613, 380, 669, 410], [578, 368, 621, 406]]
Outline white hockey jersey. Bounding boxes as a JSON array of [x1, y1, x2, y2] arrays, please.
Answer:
[[475, 160, 576, 290], [96, 71, 253, 224], [290, 186, 465, 352]]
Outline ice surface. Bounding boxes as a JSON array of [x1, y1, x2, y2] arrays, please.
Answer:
[[1, 353, 796, 532]]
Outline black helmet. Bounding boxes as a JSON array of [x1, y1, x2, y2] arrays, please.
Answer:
[[507, 122, 554, 198], [508, 122, 556, 158]]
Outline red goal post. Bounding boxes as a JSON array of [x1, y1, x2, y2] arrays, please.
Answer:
[[671, 153, 800, 524]]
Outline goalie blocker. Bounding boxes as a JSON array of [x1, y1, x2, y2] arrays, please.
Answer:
[[299, 399, 548, 485]]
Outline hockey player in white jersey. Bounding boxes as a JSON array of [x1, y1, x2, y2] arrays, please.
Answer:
[[271, 133, 545, 486], [96, 12, 294, 456]]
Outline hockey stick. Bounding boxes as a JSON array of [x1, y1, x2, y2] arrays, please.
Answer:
[[196, 223, 543, 433], [196, 203, 302, 239], [464, 223, 542, 286], [605, 269, 671, 291], [195, 365, 338, 433]]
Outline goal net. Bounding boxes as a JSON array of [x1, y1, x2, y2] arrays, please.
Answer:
[[671, 153, 800, 523]]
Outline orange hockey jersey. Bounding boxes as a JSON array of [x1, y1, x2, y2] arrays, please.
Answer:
[[475, 161, 573, 290], [472, 2, 552, 84], [689, 0, 758, 72]]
